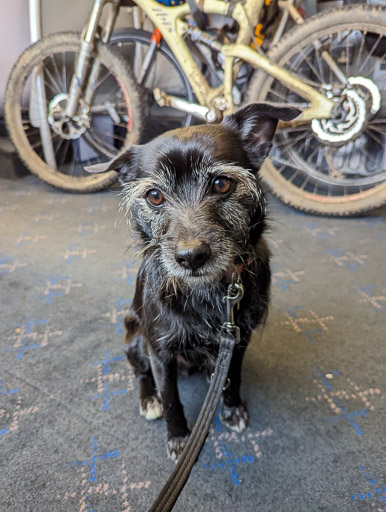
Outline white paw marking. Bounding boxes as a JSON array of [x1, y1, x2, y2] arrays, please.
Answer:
[[166, 435, 190, 463], [221, 404, 248, 432], [139, 397, 163, 420], [229, 416, 247, 433]]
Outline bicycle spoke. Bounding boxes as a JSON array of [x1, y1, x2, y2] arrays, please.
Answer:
[[345, 31, 350, 78], [316, 147, 324, 169], [366, 53, 386, 78], [93, 69, 113, 91], [50, 54, 65, 92], [85, 129, 119, 154], [271, 155, 304, 169], [359, 145, 380, 168], [366, 125, 386, 138], [268, 87, 290, 103], [339, 145, 354, 177], [29, 133, 60, 150], [275, 132, 312, 148], [288, 168, 302, 184], [355, 31, 366, 71], [62, 52, 67, 92], [335, 30, 352, 49], [368, 119, 386, 125], [57, 138, 71, 169], [303, 46, 324, 82], [305, 143, 322, 164], [53, 135, 65, 158], [43, 63, 64, 95], [357, 34, 382, 74], [300, 175, 311, 191], [69, 144, 77, 176], [43, 77, 62, 96], [314, 47, 327, 85], [82, 139, 95, 168], [92, 127, 127, 144], [365, 128, 384, 146], [90, 113, 130, 130], [327, 34, 333, 84], [23, 126, 44, 136]]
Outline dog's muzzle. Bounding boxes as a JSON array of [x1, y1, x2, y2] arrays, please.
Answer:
[[175, 240, 211, 271]]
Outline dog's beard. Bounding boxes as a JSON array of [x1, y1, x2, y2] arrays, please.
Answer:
[[158, 239, 239, 291]]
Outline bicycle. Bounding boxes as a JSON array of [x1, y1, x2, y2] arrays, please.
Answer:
[[4, 0, 386, 215]]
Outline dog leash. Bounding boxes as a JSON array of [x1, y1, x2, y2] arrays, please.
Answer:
[[148, 275, 244, 512]]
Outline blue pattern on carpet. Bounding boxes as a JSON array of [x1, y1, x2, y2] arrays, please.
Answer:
[[0, 175, 385, 511]]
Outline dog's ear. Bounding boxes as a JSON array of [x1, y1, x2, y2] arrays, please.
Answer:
[[84, 146, 140, 183], [222, 103, 301, 169]]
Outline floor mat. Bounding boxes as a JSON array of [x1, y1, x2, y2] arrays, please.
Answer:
[[0, 175, 385, 511]]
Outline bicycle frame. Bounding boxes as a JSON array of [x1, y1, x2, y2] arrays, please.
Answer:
[[66, 0, 334, 123]]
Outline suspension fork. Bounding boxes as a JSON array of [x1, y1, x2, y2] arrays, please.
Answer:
[[65, 0, 120, 117]]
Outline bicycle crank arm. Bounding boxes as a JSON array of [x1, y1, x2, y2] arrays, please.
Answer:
[[153, 88, 218, 123]]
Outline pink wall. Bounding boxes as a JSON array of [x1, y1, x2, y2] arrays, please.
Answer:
[[0, 1, 30, 113], [0, 0, 135, 113]]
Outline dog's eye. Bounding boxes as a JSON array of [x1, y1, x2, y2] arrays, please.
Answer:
[[147, 189, 164, 207], [212, 177, 232, 195]]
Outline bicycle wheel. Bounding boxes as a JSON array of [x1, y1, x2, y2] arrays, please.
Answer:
[[5, 32, 144, 193], [246, 5, 386, 216], [111, 29, 194, 141]]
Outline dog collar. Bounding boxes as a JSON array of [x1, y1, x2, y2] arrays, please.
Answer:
[[224, 259, 252, 283]]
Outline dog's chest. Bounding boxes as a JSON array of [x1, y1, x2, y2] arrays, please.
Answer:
[[166, 299, 223, 343], [151, 288, 227, 367]]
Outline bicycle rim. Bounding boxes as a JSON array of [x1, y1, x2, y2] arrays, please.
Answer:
[[5, 33, 142, 191], [247, 7, 386, 214]]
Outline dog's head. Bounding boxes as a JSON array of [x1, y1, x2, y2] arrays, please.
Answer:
[[87, 103, 299, 287]]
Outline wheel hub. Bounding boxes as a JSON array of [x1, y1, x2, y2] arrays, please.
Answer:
[[311, 76, 381, 144], [48, 93, 90, 140]]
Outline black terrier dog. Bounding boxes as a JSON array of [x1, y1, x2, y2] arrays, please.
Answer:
[[88, 103, 299, 461]]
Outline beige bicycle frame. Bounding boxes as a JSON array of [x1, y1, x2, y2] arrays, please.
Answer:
[[132, 0, 334, 121]]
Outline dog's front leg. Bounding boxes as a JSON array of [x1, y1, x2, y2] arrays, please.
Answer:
[[149, 350, 190, 462], [221, 344, 249, 433]]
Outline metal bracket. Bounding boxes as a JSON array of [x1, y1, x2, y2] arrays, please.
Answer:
[[222, 273, 244, 344], [153, 88, 218, 122]]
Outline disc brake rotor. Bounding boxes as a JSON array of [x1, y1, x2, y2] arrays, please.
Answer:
[[311, 76, 381, 144], [48, 93, 90, 140]]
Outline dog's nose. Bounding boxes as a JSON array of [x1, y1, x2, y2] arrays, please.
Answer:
[[175, 241, 210, 271]]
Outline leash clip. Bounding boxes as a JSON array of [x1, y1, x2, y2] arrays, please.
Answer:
[[222, 273, 244, 344]]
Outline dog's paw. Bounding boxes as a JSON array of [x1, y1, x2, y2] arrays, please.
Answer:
[[139, 396, 163, 421], [221, 404, 248, 432], [167, 435, 190, 463]]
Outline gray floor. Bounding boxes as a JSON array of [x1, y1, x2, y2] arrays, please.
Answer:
[[0, 174, 385, 512]]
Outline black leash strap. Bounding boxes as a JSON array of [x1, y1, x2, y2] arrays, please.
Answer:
[[148, 279, 244, 512]]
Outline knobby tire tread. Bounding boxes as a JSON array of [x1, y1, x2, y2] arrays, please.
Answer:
[[246, 5, 386, 216], [5, 32, 145, 193]]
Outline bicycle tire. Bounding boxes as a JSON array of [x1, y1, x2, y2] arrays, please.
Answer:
[[246, 5, 386, 216], [111, 28, 194, 141], [5, 32, 144, 193]]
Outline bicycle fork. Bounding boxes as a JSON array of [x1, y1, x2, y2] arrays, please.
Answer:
[[65, 0, 120, 118]]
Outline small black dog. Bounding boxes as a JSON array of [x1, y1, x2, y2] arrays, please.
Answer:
[[89, 103, 299, 461]]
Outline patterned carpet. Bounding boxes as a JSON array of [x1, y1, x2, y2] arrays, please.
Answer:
[[0, 174, 385, 512]]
